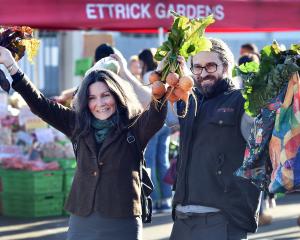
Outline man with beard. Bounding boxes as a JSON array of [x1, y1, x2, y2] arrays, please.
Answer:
[[169, 38, 261, 240]]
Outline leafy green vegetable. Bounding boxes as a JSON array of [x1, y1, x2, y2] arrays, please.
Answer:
[[235, 41, 300, 116], [154, 12, 215, 81], [0, 26, 39, 62]]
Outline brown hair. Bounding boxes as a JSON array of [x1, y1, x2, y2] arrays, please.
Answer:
[[72, 69, 143, 139]]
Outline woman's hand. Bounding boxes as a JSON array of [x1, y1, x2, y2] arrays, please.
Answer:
[[0, 46, 16, 68]]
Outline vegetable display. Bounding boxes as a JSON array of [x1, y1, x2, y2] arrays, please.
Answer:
[[152, 11, 214, 116], [0, 26, 40, 93], [235, 41, 300, 117]]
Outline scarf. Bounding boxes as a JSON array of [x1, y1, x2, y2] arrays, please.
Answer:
[[91, 115, 117, 144]]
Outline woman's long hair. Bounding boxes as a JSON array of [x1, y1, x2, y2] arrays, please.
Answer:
[[138, 48, 157, 77], [72, 69, 143, 140]]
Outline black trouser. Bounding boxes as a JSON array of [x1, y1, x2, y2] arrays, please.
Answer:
[[169, 211, 247, 240]]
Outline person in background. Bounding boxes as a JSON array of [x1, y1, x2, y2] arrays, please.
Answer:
[[138, 48, 158, 85], [240, 43, 259, 57], [233, 53, 261, 90], [0, 45, 167, 240], [54, 43, 115, 106], [238, 53, 260, 66], [138, 48, 173, 213], [94, 43, 115, 64], [128, 55, 142, 82]]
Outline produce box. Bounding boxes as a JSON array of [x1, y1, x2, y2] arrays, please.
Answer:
[[44, 158, 76, 169], [1, 192, 63, 217], [1, 169, 63, 194]]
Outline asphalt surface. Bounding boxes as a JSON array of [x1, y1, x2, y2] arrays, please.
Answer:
[[0, 193, 299, 240]]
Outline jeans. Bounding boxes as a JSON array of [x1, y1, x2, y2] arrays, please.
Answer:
[[145, 125, 172, 201]]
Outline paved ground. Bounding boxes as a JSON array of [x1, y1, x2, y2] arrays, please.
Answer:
[[0, 193, 299, 240]]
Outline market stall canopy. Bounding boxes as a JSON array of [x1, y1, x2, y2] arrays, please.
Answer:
[[1, 0, 300, 32]]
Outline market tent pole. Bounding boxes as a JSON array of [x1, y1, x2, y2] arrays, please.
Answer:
[[158, 27, 164, 46]]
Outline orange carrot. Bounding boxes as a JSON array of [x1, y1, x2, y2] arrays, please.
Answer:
[[149, 71, 161, 84], [179, 75, 194, 92], [166, 72, 179, 87], [166, 86, 180, 104], [174, 87, 189, 104]]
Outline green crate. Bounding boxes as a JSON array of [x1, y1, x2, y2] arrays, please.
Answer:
[[44, 158, 76, 169], [64, 169, 75, 193], [1, 192, 63, 217], [1, 169, 63, 194]]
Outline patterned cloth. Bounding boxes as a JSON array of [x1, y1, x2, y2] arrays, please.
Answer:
[[236, 80, 300, 193], [268, 82, 300, 193], [235, 88, 286, 190]]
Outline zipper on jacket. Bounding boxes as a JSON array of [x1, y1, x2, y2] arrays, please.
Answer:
[[183, 95, 204, 204]]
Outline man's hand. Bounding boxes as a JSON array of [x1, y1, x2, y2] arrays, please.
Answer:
[[177, 56, 192, 76]]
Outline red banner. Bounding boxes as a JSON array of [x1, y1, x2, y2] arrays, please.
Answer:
[[0, 0, 300, 32]]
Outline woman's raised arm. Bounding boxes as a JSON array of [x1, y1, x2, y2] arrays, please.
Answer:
[[0, 46, 75, 137]]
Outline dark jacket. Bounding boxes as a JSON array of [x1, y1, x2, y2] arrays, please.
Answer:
[[12, 73, 167, 218], [174, 80, 261, 232]]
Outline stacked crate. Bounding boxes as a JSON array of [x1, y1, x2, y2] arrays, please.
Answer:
[[0, 169, 64, 217], [44, 158, 76, 215]]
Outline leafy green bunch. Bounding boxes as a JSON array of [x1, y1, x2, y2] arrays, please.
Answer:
[[154, 11, 215, 81], [235, 41, 300, 117], [0, 26, 40, 93]]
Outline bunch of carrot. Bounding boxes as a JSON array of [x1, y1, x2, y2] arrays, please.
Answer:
[[151, 71, 193, 105], [151, 11, 215, 117]]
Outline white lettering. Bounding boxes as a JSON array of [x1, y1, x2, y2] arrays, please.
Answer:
[[206, 6, 214, 17], [187, 4, 196, 18], [96, 4, 106, 18], [131, 3, 141, 19], [115, 4, 125, 19], [197, 5, 206, 18], [176, 4, 186, 16], [214, 5, 224, 20], [140, 3, 151, 18], [167, 4, 175, 18], [155, 3, 166, 19], [125, 4, 130, 19], [86, 4, 97, 19], [86, 3, 225, 21], [106, 4, 114, 18]]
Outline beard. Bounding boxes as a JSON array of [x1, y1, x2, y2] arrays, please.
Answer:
[[194, 75, 221, 97]]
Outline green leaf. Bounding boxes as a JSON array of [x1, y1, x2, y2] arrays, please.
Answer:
[[271, 40, 282, 54], [194, 37, 212, 53], [155, 12, 215, 83], [239, 62, 259, 73], [237, 40, 300, 116], [291, 43, 300, 54], [154, 48, 168, 61]]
